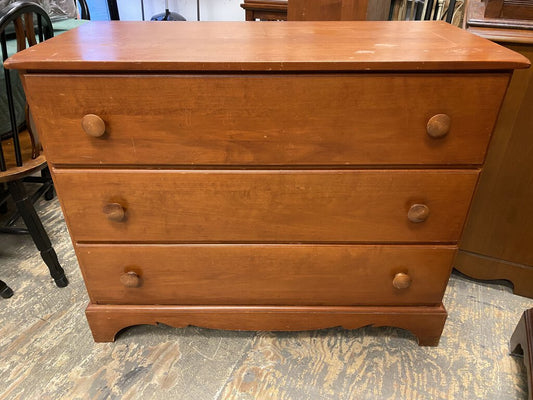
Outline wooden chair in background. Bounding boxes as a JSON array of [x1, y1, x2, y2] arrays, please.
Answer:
[[0, 1, 68, 298]]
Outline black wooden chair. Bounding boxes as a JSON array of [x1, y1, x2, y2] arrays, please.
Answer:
[[0, 1, 69, 298]]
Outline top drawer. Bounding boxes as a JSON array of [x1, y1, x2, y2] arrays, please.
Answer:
[[25, 73, 508, 166]]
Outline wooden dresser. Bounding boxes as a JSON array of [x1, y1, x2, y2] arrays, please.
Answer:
[[6, 21, 528, 345]]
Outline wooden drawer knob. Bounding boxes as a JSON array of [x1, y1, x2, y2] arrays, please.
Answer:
[[408, 204, 429, 223], [393, 272, 412, 290], [120, 271, 141, 288], [103, 203, 125, 222], [427, 114, 451, 139], [81, 114, 106, 137]]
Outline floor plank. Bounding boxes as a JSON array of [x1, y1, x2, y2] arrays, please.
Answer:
[[0, 195, 531, 399]]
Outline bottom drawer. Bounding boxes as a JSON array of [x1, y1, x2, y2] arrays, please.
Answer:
[[77, 244, 456, 306]]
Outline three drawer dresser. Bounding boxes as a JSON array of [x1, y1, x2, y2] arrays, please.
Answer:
[[6, 21, 529, 345]]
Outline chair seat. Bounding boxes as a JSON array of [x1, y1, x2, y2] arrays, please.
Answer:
[[0, 130, 46, 183]]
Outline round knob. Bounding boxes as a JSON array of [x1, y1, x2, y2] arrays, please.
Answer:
[[103, 203, 125, 222], [393, 272, 412, 290], [120, 271, 141, 288], [81, 114, 106, 137], [426, 114, 451, 139], [408, 204, 429, 223]]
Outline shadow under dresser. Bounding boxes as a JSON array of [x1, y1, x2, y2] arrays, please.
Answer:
[[5, 21, 529, 345]]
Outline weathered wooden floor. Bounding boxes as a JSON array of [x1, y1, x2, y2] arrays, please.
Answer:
[[1, 194, 532, 399]]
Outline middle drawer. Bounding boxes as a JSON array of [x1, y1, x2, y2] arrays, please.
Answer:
[[54, 169, 478, 243]]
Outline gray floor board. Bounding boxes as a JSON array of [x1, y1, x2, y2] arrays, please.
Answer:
[[1, 196, 532, 399]]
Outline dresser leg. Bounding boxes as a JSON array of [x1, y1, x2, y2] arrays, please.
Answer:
[[85, 303, 447, 345]]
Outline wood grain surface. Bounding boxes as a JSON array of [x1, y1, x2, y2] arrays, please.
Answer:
[[5, 21, 530, 71], [0, 129, 45, 183], [288, 0, 391, 21], [25, 73, 509, 166], [76, 243, 456, 306], [85, 303, 448, 346], [455, 250, 533, 298], [51, 169, 479, 243], [459, 45, 533, 267]]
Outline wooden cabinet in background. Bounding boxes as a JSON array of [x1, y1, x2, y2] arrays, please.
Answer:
[[456, 0, 533, 298], [288, 0, 391, 21]]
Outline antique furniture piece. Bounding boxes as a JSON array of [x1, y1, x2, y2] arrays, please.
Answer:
[[241, 0, 288, 21], [6, 21, 528, 344], [455, 0, 533, 298], [511, 308, 533, 400], [288, 0, 392, 21], [483, 0, 533, 20], [0, 2, 68, 297]]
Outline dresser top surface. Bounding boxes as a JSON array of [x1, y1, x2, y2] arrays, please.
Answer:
[[5, 21, 530, 72]]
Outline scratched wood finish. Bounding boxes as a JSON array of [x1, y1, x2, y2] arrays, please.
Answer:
[[52, 169, 478, 243], [24, 74, 509, 167], [85, 303, 448, 345], [4, 21, 530, 72], [76, 244, 456, 306]]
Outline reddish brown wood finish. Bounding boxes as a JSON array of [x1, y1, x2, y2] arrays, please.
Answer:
[[458, 2, 533, 297], [85, 303, 448, 346], [241, 0, 288, 21], [7, 21, 522, 345], [466, 0, 533, 33], [0, 130, 46, 182], [484, 0, 533, 20], [25, 73, 509, 167], [288, 0, 391, 21], [4, 21, 529, 72], [52, 169, 478, 243], [76, 244, 456, 306]]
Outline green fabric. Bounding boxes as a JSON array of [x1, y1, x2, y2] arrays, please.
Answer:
[[52, 18, 88, 33], [0, 19, 88, 136]]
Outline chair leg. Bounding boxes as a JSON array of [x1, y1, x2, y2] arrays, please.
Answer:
[[41, 167, 55, 201], [0, 280, 14, 298], [0, 183, 8, 214], [7, 180, 68, 288]]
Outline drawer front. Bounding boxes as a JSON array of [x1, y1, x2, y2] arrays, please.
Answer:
[[26, 73, 508, 166], [54, 169, 478, 243], [77, 244, 456, 306]]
